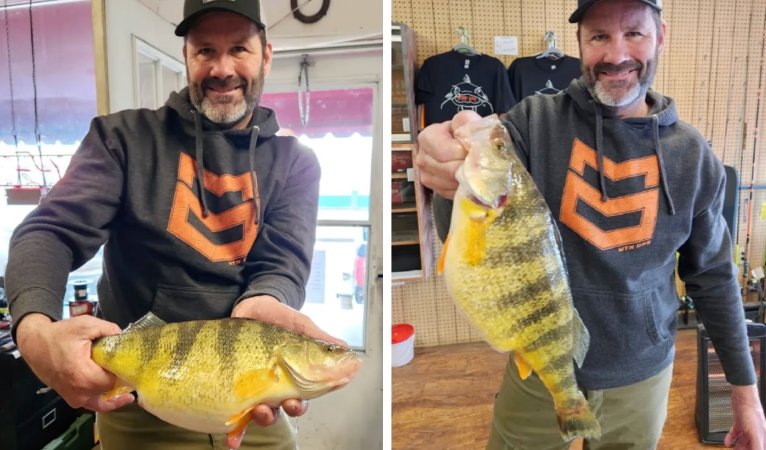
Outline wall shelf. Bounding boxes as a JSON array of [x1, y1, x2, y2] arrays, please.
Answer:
[[391, 22, 433, 281]]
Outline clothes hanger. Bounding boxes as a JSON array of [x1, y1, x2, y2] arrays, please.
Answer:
[[452, 26, 480, 56], [535, 31, 564, 60]]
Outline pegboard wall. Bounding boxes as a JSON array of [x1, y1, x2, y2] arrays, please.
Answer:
[[392, 0, 766, 348]]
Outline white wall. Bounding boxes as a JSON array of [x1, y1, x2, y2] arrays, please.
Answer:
[[104, 0, 183, 113], [102, 2, 384, 448]]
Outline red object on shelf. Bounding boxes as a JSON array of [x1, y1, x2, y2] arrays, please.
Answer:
[[392, 180, 415, 205], [68, 301, 96, 317], [392, 152, 413, 172], [5, 186, 45, 205]]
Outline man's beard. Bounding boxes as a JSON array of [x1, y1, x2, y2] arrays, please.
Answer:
[[189, 64, 265, 127], [582, 55, 658, 108]]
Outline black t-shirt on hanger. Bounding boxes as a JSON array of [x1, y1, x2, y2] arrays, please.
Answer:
[[416, 51, 516, 127], [507, 55, 582, 100]]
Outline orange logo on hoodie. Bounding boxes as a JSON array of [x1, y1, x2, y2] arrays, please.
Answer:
[[167, 153, 259, 262], [560, 138, 659, 250]]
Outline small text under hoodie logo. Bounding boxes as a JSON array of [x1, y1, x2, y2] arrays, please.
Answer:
[[167, 153, 258, 262], [560, 138, 659, 251]]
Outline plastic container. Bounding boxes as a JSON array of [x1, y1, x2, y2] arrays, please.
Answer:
[[392, 323, 415, 367], [42, 413, 95, 450]]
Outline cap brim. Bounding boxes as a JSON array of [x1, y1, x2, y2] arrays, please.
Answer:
[[174, 7, 265, 36], [569, 0, 661, 23], [568, 7, 588, 23]]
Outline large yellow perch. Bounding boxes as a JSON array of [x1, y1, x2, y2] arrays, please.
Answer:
[[440, 115, 600, 440], [92, 313, 362, 440]]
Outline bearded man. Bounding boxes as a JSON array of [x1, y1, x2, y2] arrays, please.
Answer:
[[6, 1, 341, 449]]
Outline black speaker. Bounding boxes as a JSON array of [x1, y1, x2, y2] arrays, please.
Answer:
[[695, 322, 766, 443]]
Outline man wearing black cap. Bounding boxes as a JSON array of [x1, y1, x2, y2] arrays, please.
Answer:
[[7, 1, 342, 449], [416, 0, 766, 449]]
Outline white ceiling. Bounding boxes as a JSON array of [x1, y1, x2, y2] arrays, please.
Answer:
[[136, 0, 382, 52], [3, 0, 382, 52]]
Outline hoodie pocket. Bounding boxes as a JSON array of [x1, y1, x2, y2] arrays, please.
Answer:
[[151, 283, 241, 322], [571, 287, 671, 358]]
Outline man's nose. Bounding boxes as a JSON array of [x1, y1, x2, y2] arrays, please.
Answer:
[[209, 54, 237, 79], [601, 38, 632, 66]]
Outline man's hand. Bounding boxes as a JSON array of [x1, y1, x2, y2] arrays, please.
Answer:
[[15, 313, 135, 412], [229, 295, 347, 449], [415, 110, 482, 199], [725, 384, 766, 449]]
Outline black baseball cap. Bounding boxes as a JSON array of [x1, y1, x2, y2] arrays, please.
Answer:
[[175, 0, 266, 36], [569, 0, 662, 23]]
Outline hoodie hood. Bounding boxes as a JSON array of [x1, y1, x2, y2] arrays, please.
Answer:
[[165, 87, 278, 222], [564, 78, 678, 214]]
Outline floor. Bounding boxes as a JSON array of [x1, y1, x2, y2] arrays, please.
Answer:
[[392, 328, 725, 450]]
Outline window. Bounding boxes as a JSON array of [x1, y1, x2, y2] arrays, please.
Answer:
[[0, 0, 96, 305], [261, 86, 376, 349], [133, 36, 186, 109]]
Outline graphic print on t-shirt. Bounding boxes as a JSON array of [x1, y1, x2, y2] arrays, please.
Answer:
[[167, 153, 259, 263], [559, 138, 659, 251], [440, 74, 494, 114]]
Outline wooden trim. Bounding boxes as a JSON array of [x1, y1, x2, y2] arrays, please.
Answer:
[[91, 0, 109, 115]]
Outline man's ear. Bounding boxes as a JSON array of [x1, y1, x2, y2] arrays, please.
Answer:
[[262, 41, 273, 77], [657, 20, 667, 56]]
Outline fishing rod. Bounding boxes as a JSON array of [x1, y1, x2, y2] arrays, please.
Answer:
[[734, 6, 756, 294], [741, 9, 766, 298], [703, 1, 720, 141]]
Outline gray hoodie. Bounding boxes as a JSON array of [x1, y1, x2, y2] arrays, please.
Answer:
[[435, 78, 755, 389], [7, 88, 320, 333]]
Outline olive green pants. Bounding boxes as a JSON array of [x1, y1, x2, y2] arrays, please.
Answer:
[[486, 356, 673, 450], [96, 402, 297, 450]]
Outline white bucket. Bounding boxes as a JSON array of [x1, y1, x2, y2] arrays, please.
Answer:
[[392, 324, 415, 367]]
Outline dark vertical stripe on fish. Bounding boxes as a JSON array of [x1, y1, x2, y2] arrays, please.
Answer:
[[138, 327, 162, 365], [520, 324, 570, 354], [483, 228, 549, 263], [215, 319, 244, 373], [501, 276, 564, 319], [169, 321, 205, 382], [540, 352, 577, 384]]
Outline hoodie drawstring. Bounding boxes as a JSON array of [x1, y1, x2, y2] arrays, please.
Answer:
[[191, 109, 262, 225], [593, 103, 609, 203], [591, 101, 675, 216], [192, 109, 209, 218], [249, 126, 261, 226], [651, 115, 676, 215]]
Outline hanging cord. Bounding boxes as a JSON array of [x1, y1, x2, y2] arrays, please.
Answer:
[[269, 0, 313, 31], [3, 0, 20, 185], [298, 54, 310, 127], [27, 0, 46, 189]]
